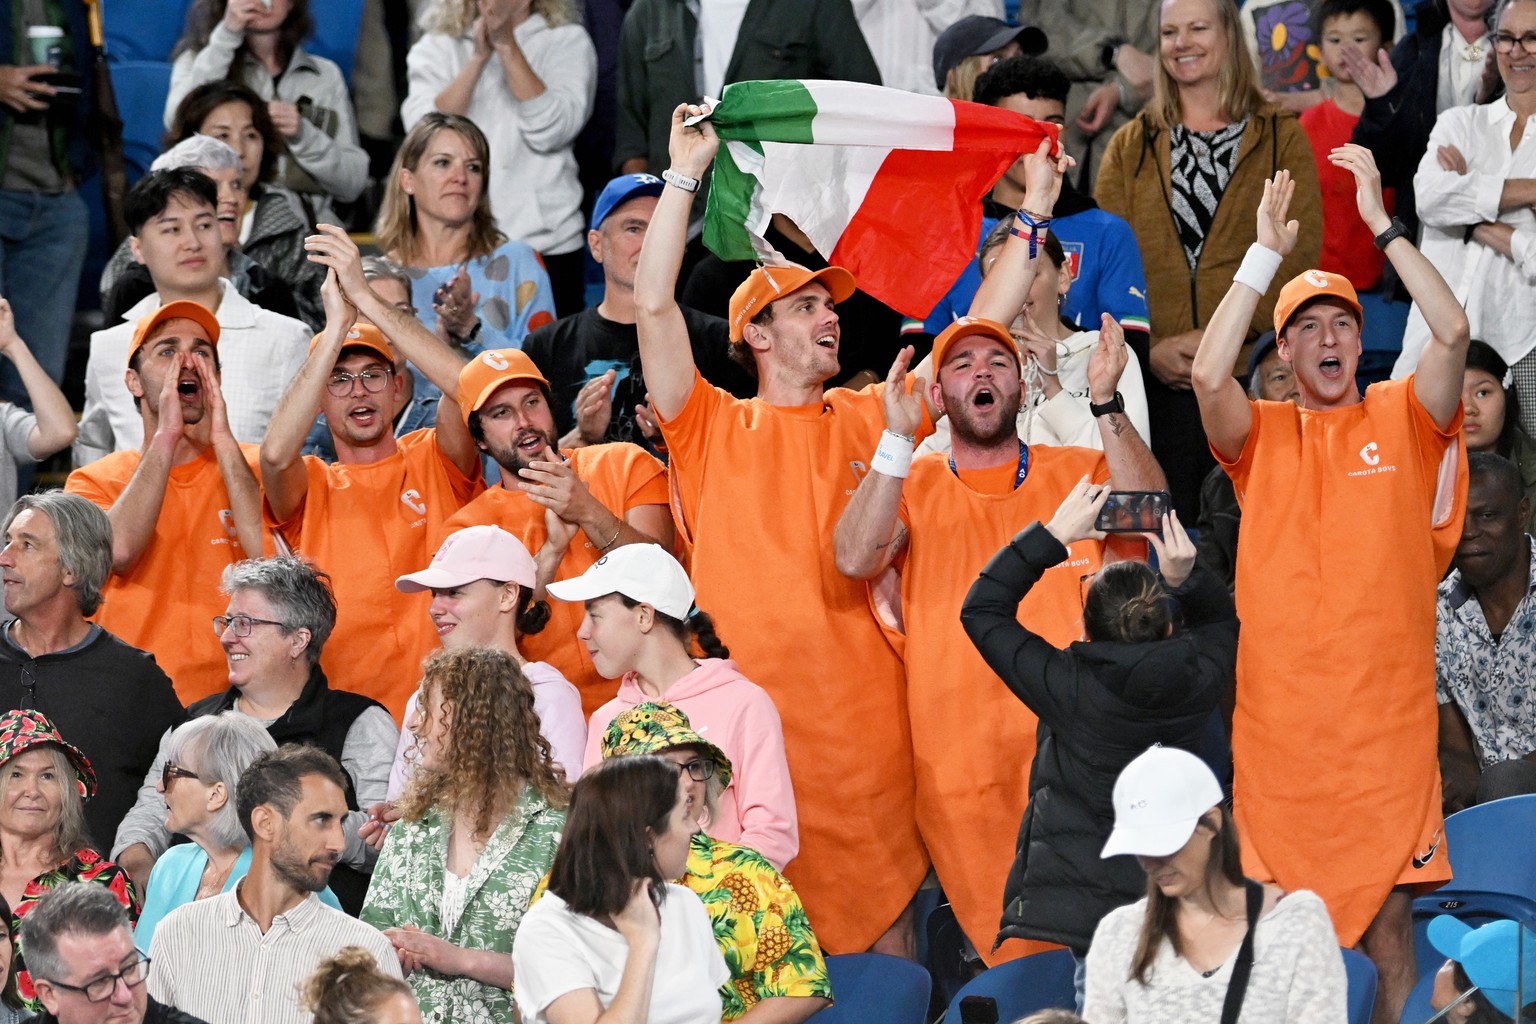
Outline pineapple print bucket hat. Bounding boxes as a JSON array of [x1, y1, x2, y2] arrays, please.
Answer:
[[599, 701, 733, 788]]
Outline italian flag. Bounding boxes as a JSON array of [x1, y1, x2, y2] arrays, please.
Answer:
[[703, 79, 1059, 320]]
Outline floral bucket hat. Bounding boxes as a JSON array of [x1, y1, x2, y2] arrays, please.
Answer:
[[600, 702, 733, 788], [0, 709, 97, 800]]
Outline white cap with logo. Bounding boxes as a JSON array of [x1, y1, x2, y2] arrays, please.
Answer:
[[545, 543, 695, 620], [1100, 746, 1224, 859]]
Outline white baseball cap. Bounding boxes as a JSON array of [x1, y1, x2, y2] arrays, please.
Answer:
[[545, 544, 694, 619], [395, 525, 537, 592], [1100, 746, 1224, 859]]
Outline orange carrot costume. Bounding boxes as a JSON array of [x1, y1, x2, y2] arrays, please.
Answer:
[[1218, 377, 1466, 944]]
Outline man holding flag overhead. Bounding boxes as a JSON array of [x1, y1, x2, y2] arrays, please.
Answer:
[[636, 92, 1058, 954]]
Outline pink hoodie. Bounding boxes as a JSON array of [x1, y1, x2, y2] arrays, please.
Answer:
[[583, 658, 799, 871]]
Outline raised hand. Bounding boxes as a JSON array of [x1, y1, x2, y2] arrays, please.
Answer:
[[668, 102, 719, 178], [1021, 138, 1073, 218], [1145, 510, 1196, 587], [0, 298, 20, 358], [1045, 476, 1110, 547], [267, 100, 303, 141], [1255, 170, 1300, 257], [156, 352, 187, 438], [358, 801, 401, 851], [433, 269, 480, 342], [544, 505, 580, 553], [1338, 45, 1397, 99], [221, 0, 267, 32], [571, 370, 616, 443], [192, 354, 234, 445], [1327, 143, 1391, 234], [305, 224, 371, 301], [519, 447, 599, 524], [319, 268, 358, 333], [881, 345, 925, 438], [1075, 81, 1119, 136], [1087, 314, 1129, 405], [612, 879, 661, 945]]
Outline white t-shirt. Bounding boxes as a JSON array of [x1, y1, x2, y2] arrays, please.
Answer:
[[513, 885, 729, 1024]]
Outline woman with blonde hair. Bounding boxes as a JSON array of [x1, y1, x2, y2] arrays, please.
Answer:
[[303, 946, 421, 1024], [402, 0, 597, 315], [1095, 0, 1320, 521], [361, 646, 567, 1023], [373, 112, 556, 432]]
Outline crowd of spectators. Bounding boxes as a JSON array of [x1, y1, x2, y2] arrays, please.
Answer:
[[0, 0, 1531, 1022]]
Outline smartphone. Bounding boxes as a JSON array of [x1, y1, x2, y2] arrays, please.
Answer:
[[959, 996, 999, 1024], [1095, 490, 1171, 533]]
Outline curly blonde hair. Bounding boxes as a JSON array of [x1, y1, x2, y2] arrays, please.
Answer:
[[399, 647, 570, 836], [422, 0, 578, 36]]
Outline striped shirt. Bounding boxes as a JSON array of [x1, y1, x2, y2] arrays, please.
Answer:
[[147, 888, 401, 1024]]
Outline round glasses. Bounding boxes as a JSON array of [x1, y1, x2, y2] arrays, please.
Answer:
[[326, 367, 393, 397]]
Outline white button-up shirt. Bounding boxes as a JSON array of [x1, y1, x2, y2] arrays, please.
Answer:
[[1394, 97, 1536, 378], [148, 887, 401, 1024]]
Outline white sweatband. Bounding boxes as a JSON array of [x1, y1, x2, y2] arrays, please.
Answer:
[[1233, 243, 1284, 295], [871, 429, 915, 478]]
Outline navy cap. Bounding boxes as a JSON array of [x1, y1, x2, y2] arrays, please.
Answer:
[[933, 16, 1048, 91], [592, 173, 665, 231]]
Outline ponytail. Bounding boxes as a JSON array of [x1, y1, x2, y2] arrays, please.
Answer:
[[686, 608, 730, 660]]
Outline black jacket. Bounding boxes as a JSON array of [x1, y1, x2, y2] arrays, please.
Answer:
[[960, 524, 1238, 953], [0, 625, 184, 853]]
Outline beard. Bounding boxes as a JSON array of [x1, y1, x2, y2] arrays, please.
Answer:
[[946, 389, 1023, 447], [270, 836, 338, 893], [486, 425, 561, 476]]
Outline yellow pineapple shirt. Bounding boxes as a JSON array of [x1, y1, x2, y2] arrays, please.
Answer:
[[529, 833, 832, 1021]]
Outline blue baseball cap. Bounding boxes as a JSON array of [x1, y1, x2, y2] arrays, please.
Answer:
[[591, 174, 665, 231], [1430, 916, 1536, 1018]]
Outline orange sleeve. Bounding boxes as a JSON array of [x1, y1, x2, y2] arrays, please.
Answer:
[[417, 428, 483, 506], [617, 445, 668, 509], [64, 461, 124, 510]]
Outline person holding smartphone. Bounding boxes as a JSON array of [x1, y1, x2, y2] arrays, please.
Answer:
[[960, 479, 1237, 1003]]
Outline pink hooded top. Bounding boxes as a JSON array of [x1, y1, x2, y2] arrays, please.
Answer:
[[583, 658, 800, 871]]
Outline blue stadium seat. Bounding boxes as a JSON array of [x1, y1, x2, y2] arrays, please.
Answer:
[[1343, 947, 1379, 1024], [103, 0, 191, 62], [108, 61, 173, 184], [1411, 795, 1536, 975], [943, 948, 1077, 1023], [304, 0, 366, 84], [817, 953, 931, 1024]]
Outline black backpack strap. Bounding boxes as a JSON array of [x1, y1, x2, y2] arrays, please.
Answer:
[[1219, 879, 1265, 1024]]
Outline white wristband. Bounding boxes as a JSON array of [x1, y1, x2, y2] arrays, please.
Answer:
[[871, 429, 915, 478], [1233, 243, 1284, 295]]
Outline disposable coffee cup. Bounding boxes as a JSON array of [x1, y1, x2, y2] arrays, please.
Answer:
[[27, 26, 64, 68]]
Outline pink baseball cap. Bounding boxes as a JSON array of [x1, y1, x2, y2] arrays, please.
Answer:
[[395, 525, 536, 592]]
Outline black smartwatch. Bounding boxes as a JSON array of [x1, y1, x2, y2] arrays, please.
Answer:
[[1373, 217, 1409, 250], [1100, 37, 1125, 72], [1090, 392, 1125, 417]]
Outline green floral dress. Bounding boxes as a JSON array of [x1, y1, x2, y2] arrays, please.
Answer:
[[684, 833, 833, 1021], [361, 788, 564, 1024]]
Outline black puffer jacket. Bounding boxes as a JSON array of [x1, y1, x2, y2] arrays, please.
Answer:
[[960, 523, 1238, 954]]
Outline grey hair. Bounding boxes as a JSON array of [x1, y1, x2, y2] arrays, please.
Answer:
[[151, 133, 244, 178], [165, 713, 277, 851], [220, 557, 337, 665], [360, 255, 410, 292], [1, 492, 112, 616], [0, 747, 92, 866], [19, 883, 131, 985]]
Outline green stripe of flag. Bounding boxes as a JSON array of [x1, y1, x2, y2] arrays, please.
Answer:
[[709, 80, 819, 144]]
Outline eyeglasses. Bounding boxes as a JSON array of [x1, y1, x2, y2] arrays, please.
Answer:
[[1494, 30, 1536, 53], [326, 368, 392, 397], [45, 955, 151, 1003], [212, 614, 287, 637], [161, 763, 199, 789], [673, 758, 718, 782]]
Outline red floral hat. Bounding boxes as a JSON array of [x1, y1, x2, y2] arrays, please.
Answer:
[[0, 710, 96, 801]]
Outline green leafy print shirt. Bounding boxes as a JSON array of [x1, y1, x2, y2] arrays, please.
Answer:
[[684, 833, 833, 1020], [362, 788, 564, 1024]]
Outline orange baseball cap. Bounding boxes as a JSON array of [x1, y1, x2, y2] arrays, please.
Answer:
[[457, 348, 550, 425], [1273, 269, 1363, 336], [127, 300, 220, 365], [728, 263, 857, 342], [311, 322, 395, 364], [931, 316, 1019, 371]]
